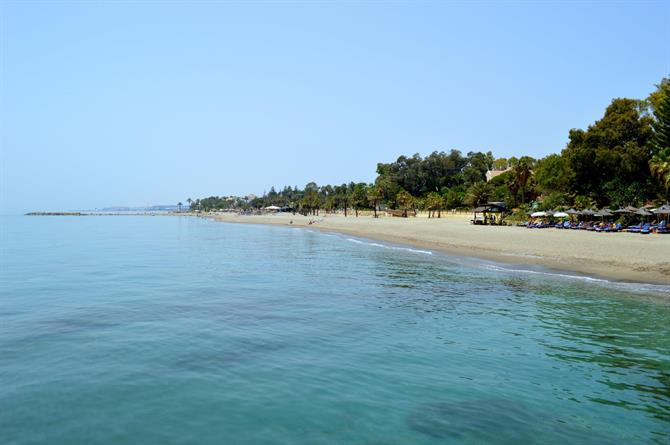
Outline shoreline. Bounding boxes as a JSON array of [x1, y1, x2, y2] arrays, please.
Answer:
[[206, 212, 670, 286]]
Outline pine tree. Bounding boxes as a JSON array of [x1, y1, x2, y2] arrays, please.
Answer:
[[649, 78, 670, 202], [650, 78, 670, 155]]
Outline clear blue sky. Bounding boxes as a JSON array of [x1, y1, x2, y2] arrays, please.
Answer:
[[1, 1, 669, 212]]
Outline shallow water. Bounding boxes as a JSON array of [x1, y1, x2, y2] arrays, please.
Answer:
[[0, 215, 668, 444]]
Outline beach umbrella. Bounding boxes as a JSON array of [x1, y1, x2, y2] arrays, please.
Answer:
[[553, 211, 569, 218], [530, 211, 547, 217], [593, 208, 613, 223], [635, 207, 654, 224], [581, 209, 595, 216], [565, 208, 581, 217], [613, 207, 630, 214], [653, 204, 670, 215], [625, 205, 639, 213]]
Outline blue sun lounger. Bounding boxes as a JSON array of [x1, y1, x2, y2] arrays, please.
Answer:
[[627, 224, 641, 233]]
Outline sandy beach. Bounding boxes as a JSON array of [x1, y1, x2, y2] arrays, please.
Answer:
[[207, 212, 670, 285]]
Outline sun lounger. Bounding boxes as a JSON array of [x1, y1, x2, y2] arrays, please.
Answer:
[[595, 223, 611, 233], [627, 225, 641, 233]]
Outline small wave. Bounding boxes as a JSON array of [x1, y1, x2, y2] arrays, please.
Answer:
[[484, 264, 609, 283], [345, 238, 432, 255], [483, 264, 670, 295]]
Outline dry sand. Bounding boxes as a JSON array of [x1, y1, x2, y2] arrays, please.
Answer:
[[206, 212, 670, 285]]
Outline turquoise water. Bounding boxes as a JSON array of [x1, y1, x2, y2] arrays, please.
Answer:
[[1, 215, 669, 444]]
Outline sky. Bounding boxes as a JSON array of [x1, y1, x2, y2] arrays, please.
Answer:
[[1, 1, 669, 212]]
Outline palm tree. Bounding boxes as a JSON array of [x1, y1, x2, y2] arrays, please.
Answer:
[[395, 190, 415, 217], [425, 192, 444, 218], [367, 185, 382, 218], [465, 182, 492, 208], [186, 198, 192, 210], [351, 183, 368, 217], [650, 147, 670, 203], [334, 184, 349, 216], [511, 157, 533, 204]]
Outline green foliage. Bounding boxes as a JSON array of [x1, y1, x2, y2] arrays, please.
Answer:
[[538, 192, 570, 211], [351, 183, 370, 216], [648, 78, 670, 202], [425, 192, 445, 217], [465, 182, 492, 207], [573, 195, 597, 210], [395, 190, 415, 215], [442, 188, 464, 209], [507, 204, 531, 223], [648, 77, 670, 155], [492, 158, 508, 170], [462, 151, 494, 185], [487, 170, 513, 187], [562, 98, 654, 206], [534, 154, 573, 195], [650, 147, 670, 201], [366, 185, 383, 217], [375, 175, 400, 208], [375, 150, 489, 199], [507, 156, 536, 206]]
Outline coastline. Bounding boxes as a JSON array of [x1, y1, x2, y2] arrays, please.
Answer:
[[206, 212, 670, 286]]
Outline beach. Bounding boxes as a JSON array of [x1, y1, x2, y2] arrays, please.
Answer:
[[208, 212, 670, 285]]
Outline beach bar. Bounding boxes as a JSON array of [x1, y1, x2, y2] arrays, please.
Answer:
[[472, 202, 508, 225]]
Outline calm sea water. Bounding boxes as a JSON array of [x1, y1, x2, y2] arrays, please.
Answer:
[[1, 215, 669, 444]]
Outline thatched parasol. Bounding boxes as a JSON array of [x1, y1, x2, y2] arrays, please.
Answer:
[[653, 204, 670, 215]]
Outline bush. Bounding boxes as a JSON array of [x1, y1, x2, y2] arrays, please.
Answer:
[[539, 192, 570, 210]]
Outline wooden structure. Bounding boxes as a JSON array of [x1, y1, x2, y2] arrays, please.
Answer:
[[472, 202, 508, 225]]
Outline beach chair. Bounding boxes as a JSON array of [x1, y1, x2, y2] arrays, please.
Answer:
[[627, 224, 641, 233], [640, 223, 651, 235], [595, 223, 611, 233]]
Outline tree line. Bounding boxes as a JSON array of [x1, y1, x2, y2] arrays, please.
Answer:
[[188, 77, 670, 216]]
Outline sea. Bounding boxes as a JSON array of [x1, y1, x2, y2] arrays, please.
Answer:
[[1, 215, 668, 444]]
